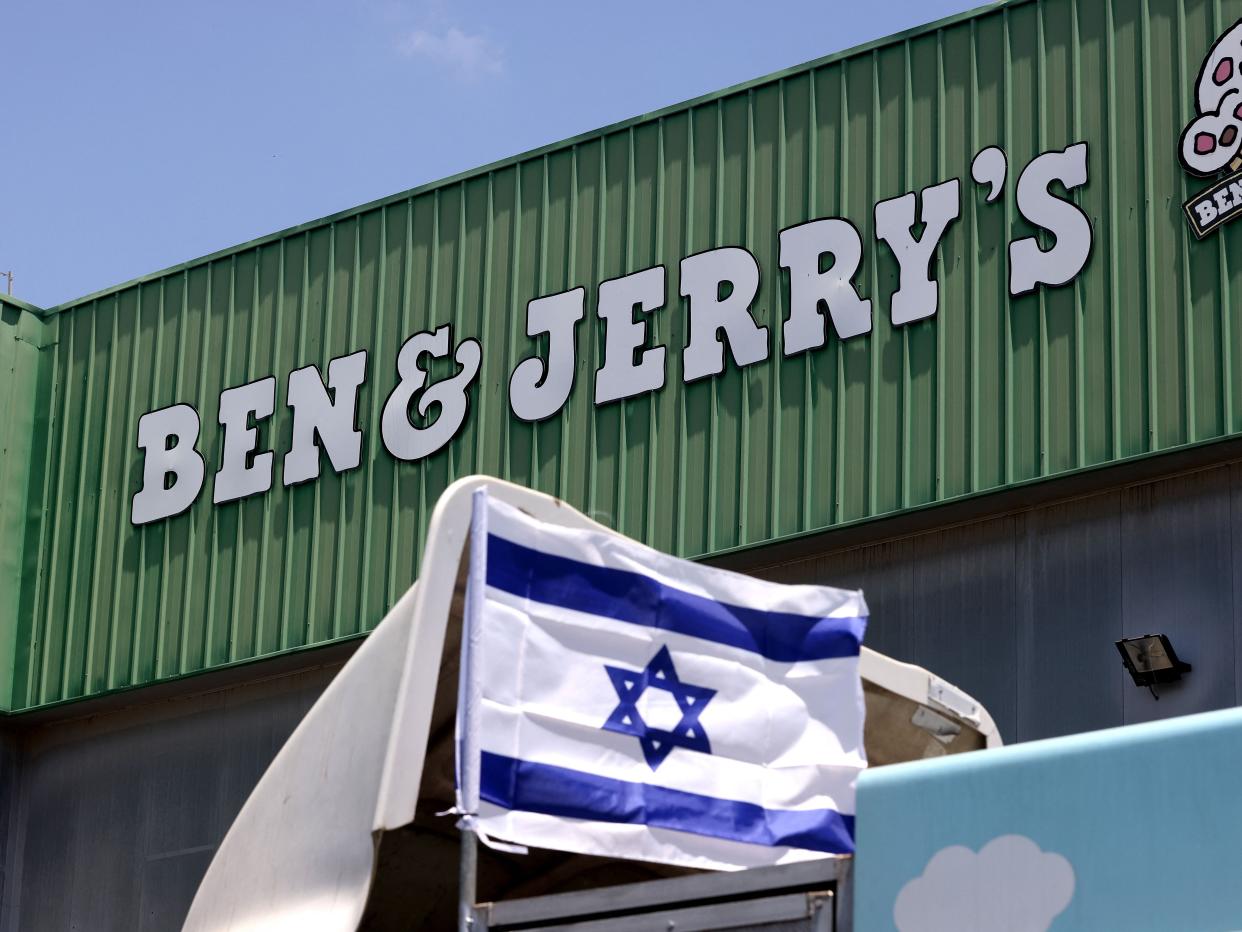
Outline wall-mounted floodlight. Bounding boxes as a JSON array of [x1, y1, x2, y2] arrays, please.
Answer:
[[1115, 634, 1192, 699]]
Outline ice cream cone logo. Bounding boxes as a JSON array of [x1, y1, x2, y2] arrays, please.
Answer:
[[1179, 19, 1242, 177], [1181, 20, 1242, 238]]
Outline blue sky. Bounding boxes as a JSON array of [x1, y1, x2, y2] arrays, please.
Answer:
[[5, 0, 982, 308]]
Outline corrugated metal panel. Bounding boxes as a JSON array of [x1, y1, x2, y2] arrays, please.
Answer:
[[755, 464, 1242, 744], [0, 295, 52, 709], [11, 0, 1242, 710]]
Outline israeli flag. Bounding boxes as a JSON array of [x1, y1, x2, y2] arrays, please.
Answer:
[[455, 490, 868, 871]]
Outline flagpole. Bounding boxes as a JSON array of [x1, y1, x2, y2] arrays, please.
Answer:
[[457, 488, 488, 932], [458, 830, 477, 932]]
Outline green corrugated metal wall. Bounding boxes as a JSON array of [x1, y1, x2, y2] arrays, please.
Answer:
[[0, 296, 53, 709], [9, 0, 1242, 710]]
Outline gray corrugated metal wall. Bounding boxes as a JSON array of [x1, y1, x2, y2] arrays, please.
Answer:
[[0, 667, 339, 932], [0, 731, 17, 931], [759, 464, 1242, 739]]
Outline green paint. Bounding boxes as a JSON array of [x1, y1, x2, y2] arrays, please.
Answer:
[[0, 297, 53, 710]]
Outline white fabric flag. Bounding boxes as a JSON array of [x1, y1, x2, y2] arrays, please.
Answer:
[[458, 492, 868, 872]]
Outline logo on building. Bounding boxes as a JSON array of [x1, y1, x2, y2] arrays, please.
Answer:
[[1180, 19, 1242, 238]]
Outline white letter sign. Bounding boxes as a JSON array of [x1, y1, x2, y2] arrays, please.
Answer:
[[595, 266, 667, 404], [284, 350, 368, 486], [510, 288, 585, 422], [382, 326, 482, 461], [129, 140, 1102, 523], [1010, 143, 1092, 296], [132, 404, 205, 525], [779, 219, 872, 354], [214, 377, 276, 504], [680, 247, 768, 383], [874, 179, 961, 326]]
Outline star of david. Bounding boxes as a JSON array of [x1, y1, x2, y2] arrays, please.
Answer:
[[602, 645, 716, 770]]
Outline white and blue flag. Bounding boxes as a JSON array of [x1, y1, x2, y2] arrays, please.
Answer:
[[456, 491, 868, 871]]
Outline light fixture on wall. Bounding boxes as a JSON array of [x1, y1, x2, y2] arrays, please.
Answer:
[[1115, 634, 1192, 700]]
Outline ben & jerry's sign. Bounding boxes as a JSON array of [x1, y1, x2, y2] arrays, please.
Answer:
[[131, 137, 1095, 525]]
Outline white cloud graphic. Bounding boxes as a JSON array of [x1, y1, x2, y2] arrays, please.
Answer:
[[893, 834, 1075, 932], [397, 27, 503, 80]]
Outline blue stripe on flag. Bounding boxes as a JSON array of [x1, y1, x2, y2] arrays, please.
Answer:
[[486, 534, 865, 662], [480, 751, 855, 855]]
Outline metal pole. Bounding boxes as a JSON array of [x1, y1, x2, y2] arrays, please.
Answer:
[[457, 488, 488, 932], [459, 827, 478, 931]]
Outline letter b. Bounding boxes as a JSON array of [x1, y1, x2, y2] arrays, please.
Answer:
[[131, 404, 205, 524]]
